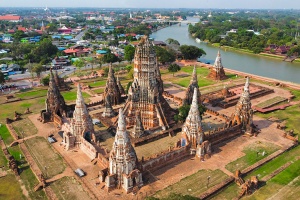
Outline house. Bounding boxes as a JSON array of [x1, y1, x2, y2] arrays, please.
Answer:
[[0, 15, 22, 22], [63, 45, 91, 57], [264, 44, 278, 53], [58, 26, 72, 34], [52, 57, 70, 68], [275, 45, 289, 55], [153, 41, 167, 47]]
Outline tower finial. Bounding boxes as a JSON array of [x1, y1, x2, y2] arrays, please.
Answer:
[[191, 88, 199, 108], [192, 65, 197, 83], [244, 77, 250, 92], [117, 108, 126, 131]]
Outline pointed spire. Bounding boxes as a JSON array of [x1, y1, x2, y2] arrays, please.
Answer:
[[76, 83, 84, 106], [213, 50, 223, 71], [117, 108, 126, 132], [182, 88, 203, 149], [132, 110, 145, 138], [244, 77, 250, 92], [191, 65, 197, 83]]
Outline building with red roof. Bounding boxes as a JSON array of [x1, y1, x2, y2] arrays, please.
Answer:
[[0, 15, 21, 22]]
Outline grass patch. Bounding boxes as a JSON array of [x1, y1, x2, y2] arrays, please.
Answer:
[[0, 147, 8, 169], [0, 97, 45, 124], [15, 89, 48, 99], [50, 176, 91, 200], [256, 96, 287, 109], [0, 174, 25, 200], [12, 118, 38, 138], [225, 141, 280, 173], [213, 145, 300, 200], [8, 145, 47, 199], [62, 91, 90, 102], [0, 125, 14, 145], [87, 80, 107, 88], [25, 137, 65, 178], [256, 105, 300, 136], [93, 88, 105, 94], [154, 169, 228, 198]]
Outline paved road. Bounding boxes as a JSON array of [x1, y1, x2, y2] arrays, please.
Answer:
[[75, 29, 88, 41]]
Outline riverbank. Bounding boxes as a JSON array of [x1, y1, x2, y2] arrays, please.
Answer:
[[210, 43, 300, 63], [176, 60, 300, 90]]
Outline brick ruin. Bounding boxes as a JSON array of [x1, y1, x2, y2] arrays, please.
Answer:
[[99, 109, 143, 193], [61, 84, 99, 159], [202, 82, 274, 108], [226, 77, 255, 135], [182, 65, 201, 105], [39, 69, 72, 127], [122, 36, 175, 132], [102, 63, 121, 106], [207, 51, 227, 80]]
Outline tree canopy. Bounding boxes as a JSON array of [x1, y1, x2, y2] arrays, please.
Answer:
[[32, 63, 44, 78], [174, 104, 206, 123], [0, 71, 5, 84], [102, 53, 119, 63], [154, 46, 176, 64], [73, 59, 85, 70], [179, 45, 206, 60], [166, 38, 180, 45], [168, 63, 181, 76], [124, 45, 135, 62]]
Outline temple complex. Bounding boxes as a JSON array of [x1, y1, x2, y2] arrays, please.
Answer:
[[40, 69, 67, 125], [227, 77, 255, 134], [122, 36, 174, 132], [62, 84, 97, 159], [103, 63, 121, 106], [105, 109, 143, 192], [207, 51, 227, 80], [182, 65, 201, 105]]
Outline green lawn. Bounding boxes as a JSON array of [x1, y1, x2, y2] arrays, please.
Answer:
[[212, 145, 300, 200], [0, 125, 13, 145], [87, 80, 107, 88], [25, 137, 65, 179], [0, 174, 25, 200], [8, 145, 47, 199], [0, 145, 8, 169], [0, 97, 45, 125], [154, 169, 228, 198], [244, 159, 300, 200], [256, 96, 287, 109], [15, 89, 48, 99], [256, 105, 300, 137], [62, 91, 90, 102], [93, 88, 105, 94], [225, 141, 280, 173], [12, 118, 38, 138]]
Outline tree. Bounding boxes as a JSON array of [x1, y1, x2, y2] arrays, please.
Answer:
[[124, 45, 135, 62], [40, 75, 50, 86], [166, 38, 180, 45], [174, 104, 206, 123], [73, 59, 85, 71], [0, 71, 5, 84], [32, 64, 44, 78], [179, 45, 206, 60], [168, 63, 181, 76], [125, 65, 133, 72], [102, 53, 119, 64], [154, 46, 176, 64], [30, 38, 58, 63]]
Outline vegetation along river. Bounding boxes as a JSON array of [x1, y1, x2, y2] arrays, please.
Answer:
[[150, 17, 300, 84]]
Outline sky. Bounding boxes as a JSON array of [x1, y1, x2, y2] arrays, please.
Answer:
[[2, 0, 300, 9]]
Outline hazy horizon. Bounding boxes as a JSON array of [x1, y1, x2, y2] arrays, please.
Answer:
[[1, 0, 300, 9]]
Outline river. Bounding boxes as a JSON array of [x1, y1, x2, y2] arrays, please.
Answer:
[[150, 17, 300, 84]]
